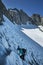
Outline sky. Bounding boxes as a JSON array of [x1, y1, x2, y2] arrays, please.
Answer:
[[2, 0, 43, 17]]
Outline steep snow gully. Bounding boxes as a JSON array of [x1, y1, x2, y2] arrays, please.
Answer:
[[0, 16, 43, 65]]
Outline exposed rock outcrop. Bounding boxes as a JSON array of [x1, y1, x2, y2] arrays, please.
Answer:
[[0, 0, 13, 23], [19, 9, 32, 24], [31, 14, 41, 25], [8, 8, 21, 24], [8, 8, 33, 24], [0, 0, 43, 25], [41, 17, 43, 25]]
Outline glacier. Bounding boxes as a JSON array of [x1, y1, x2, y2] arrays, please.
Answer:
[[0, 15, 43, 65]]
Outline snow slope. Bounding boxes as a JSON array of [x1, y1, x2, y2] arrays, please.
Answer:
[[0, 16, 43, 65], [21, 24, 43, 47]]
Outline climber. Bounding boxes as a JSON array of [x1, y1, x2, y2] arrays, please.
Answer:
[[17, 46, 26, 60]]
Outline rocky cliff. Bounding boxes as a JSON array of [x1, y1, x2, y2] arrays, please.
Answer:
[[0, 0, 43, 25], [0, 0, 13, 24], [8, 8, 33, 24], [32, 14, 43, 25], [8, 8, 43, 25]]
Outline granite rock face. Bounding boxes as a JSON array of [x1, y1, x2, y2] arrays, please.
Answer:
[[41, 17, 43, 25], [0, 0, 13, 23], [0, 0, 43, 25], [32, 14, 41, 25], [8, 8, 32, 24], [19, 9, 33, 24], [8, 8, 43, 25]]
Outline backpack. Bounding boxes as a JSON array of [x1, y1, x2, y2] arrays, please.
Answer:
[[17, 46, 26, 60]]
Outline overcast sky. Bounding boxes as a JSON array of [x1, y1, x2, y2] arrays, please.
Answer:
[[2, 0, 43, 16]]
